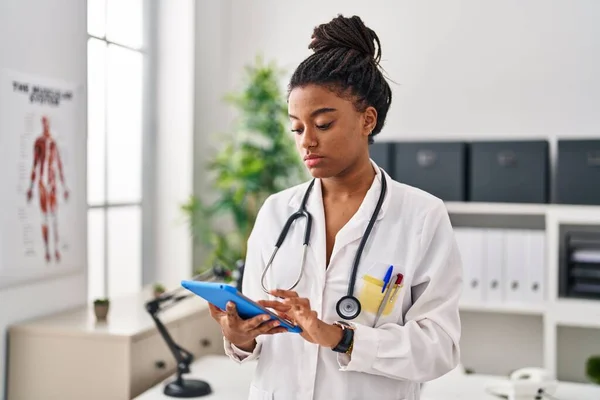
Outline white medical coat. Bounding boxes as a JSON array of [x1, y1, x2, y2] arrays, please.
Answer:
[[224, 160, 462, 400]]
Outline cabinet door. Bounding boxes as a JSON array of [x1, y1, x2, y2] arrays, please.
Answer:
[[130, 324, 182, 398], [178, 310, 226, 359], [8, 332, 130, 400]]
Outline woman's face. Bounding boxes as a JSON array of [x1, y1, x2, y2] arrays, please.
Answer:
[[288, 84, 376, 179]]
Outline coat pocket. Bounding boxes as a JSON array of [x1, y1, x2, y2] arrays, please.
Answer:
[[356, 262, 404, 323]]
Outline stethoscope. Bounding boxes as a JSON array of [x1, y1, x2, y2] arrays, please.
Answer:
[[260, 168, 387, 320]]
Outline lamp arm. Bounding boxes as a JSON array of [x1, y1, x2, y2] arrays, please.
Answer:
[[145, 295, 194, 373], [141, 266, 237, 397]]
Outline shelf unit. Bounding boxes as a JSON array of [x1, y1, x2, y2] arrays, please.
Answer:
[[447, 201, 600, 382]]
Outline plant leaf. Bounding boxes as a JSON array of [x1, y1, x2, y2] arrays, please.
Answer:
[[181, 54, 308, 273]]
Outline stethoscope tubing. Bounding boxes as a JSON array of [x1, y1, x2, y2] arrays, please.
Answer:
[[259, 169, 387, 320], [261, 179, 315, 293], [346, 169, 387, 297]]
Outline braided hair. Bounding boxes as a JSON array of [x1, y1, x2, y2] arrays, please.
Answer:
[[288, 14, 392, 144]]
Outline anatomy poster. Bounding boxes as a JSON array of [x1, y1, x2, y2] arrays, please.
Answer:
[[0, 69, 85, 287]]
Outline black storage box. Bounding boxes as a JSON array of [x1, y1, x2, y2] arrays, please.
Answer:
[[393, 142, 467, 201], [559, 228, 600, 301], [469, 140, 549, 203], [556, 140, 600, 205], [369, 141, 395, 176]]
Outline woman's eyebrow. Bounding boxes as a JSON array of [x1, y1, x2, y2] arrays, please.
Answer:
[[289, 107, 337, 120]]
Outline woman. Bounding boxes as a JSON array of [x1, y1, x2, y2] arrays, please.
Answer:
[[208, 14, 462, 400]]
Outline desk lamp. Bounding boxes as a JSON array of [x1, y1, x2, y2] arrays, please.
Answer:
[[145, 266, 232, 398]]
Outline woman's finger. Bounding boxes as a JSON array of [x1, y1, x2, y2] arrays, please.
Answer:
[[258, 300, 291, 311], [208, 303, 224, 319], [264, 326, 289, 335], [282, 297, 311, 309], [241, 313, 272, 331], [225, 301, 241, 324], [269, 289, 299, 299], [278, 311, 293, 321], [250, 319, 282, 336]]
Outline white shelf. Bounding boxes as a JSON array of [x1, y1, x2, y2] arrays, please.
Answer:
[[445, 201, 547, 216], [460, 301, 546, 316], [448, 199, 600, 381], [460, 299, 600, 329], [548, 207, 600, 225], [550, 298, 600, 329], [445, 201, 600, 218]]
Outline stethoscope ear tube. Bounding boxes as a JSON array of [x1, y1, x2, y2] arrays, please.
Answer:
[[261, 180, 316, 295], [300, 179, 315, 247], [275, 214, 298, 248], [274, 178, 315, 248], [302, 212, 312, 246], [261, 246, 280, 294], [261, 243, 308, 295], [345, 170, 387, 303]]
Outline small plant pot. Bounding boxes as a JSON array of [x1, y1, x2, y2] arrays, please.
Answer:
[[152, 283, 166, 299], [94, 303, 110, 321]]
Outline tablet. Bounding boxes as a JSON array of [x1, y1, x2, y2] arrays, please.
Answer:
[[180, 280, 302, 333]]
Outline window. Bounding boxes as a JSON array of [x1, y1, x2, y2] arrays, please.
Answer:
[[87, 0, 147, 300]]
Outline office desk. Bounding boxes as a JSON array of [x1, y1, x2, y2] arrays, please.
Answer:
[[135, 355, 600, 400], [421, 366, 600, 399]]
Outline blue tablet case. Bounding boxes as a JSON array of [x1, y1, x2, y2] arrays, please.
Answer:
[[180, 280, 302, 333]]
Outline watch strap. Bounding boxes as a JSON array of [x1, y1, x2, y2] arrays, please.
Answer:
[[332, 321, 354, 353]]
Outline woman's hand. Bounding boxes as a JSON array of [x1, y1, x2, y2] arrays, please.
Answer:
[[258, 289, 343, 348], [208, 301, 287, 352]]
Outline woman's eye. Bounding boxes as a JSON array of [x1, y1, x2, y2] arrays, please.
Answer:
[[291, 128, 303, 134], [316, 122, 333, 130]]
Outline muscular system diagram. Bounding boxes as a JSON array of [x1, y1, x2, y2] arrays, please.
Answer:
[[26, 116, 69, 263]]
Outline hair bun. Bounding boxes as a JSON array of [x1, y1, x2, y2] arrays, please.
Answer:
[[309, 14, 381, 65]]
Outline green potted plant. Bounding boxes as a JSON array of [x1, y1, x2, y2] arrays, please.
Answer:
[[586, 355, 600, 384], [93, 298, 110, 321], [181, 55, 306, 280], [153, 283, 166, 298]]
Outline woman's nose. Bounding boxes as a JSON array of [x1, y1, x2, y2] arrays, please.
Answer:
[[300, 128, 317, 149]]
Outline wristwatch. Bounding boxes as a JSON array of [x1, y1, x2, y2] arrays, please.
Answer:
[[332, 321, 355, 354]]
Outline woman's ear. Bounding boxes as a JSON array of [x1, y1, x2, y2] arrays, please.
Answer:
[[362, 106, 378, 137]]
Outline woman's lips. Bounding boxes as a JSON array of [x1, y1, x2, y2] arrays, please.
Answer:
[[304, 155, 324, 167]]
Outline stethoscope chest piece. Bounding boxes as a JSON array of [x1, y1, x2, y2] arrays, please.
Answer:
[[336, 295, 361, 320]]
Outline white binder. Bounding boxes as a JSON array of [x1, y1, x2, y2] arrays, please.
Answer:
[[484, 229, 505, 303], [504, 229, 529, 302], [525, 230, 545, 303], [454, 227, 485, 303]]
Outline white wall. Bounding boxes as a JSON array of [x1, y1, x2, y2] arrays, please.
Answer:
[[192, 0, 234, 269], [0, 0, 87, 397], [153, 0, 196, 288], [196, 0, 600, 145]]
